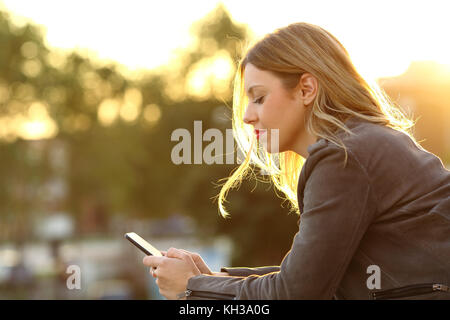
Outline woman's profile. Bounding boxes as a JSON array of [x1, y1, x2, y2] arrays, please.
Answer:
[[143, 22, 450, 300]]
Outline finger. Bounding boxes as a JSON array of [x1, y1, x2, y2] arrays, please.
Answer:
[[160, 250, 167, 256], [181, 250, 201, 265], [178, 249, 200, 263], [166, 247, 187, 260], [179, 250, 206, 269], [191, 252, 202, 264], [143, 256, 165, 267], [166, 248, 201, 275], [179, 249, 192, 257]]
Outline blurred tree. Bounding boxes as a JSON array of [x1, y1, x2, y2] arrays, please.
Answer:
[[0, 4, 303, 268], [141, 4, 300, 266]]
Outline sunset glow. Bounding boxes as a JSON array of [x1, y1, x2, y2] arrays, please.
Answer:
[[1, 0, 449, 80], [1, 0, 450, 140]]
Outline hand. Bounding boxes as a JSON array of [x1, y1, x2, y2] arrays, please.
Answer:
[[143, 247, 201, 300], [160, 249, 212, 275], [172, 249, 213, 275]]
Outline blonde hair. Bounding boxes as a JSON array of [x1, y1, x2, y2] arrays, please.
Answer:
[[218, 22, 417, 218]]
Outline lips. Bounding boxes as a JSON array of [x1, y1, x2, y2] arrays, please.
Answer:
[[255, 129, 266, 140]]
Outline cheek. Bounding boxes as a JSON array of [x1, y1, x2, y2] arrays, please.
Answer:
[[260, 97, 286, 126], [259, 110, 292, 152], [269, 101, 304, 150], [264, 96, 298, 129]]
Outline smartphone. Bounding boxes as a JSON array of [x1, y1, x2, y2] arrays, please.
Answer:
[[124, 232, 163, 257]]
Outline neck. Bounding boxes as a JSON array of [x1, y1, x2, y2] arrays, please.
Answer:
[[292, 130, 318, 158]]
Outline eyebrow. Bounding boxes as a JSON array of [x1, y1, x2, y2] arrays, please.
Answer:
[[246, 85, 264, 97]]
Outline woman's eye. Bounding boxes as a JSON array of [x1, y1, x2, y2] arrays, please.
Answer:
[[253, 96, 265, 104]]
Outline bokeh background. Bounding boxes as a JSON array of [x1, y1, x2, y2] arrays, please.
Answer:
[[0, 0, 449, 299]]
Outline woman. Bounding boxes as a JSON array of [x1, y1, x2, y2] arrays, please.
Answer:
[[143, 22, 450, 300]]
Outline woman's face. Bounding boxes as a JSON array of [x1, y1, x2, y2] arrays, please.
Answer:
[[243, 63, 314, 154]]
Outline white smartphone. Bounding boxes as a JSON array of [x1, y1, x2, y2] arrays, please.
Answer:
[[124, 232, 163, 257]]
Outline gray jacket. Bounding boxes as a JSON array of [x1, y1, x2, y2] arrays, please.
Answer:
[[186, 117, 450, 300]]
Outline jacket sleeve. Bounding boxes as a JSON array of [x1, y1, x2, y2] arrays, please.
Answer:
[[186, 146, 378, 299], [220, 266, 280, 277]]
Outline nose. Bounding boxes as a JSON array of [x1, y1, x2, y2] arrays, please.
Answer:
[[243, 103, 257, 125]]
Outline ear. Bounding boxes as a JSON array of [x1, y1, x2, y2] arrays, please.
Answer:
[[296, 73, 318, 106]]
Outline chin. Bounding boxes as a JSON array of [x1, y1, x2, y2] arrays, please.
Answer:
[[258, 131, 285, 153], [261, 142, 285, 154]]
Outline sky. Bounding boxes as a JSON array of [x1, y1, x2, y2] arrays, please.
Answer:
[[1, 0, 450, 81]]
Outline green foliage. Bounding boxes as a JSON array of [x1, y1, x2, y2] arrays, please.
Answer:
[[0, 5, 299, 267]]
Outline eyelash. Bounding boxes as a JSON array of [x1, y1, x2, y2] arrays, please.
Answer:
[[253, 96, 265, 104]]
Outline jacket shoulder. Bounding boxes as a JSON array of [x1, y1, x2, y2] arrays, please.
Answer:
[[307, 118, 418, 166]]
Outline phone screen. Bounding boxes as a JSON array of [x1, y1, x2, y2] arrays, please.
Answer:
[[125, 232, 162, 256]]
